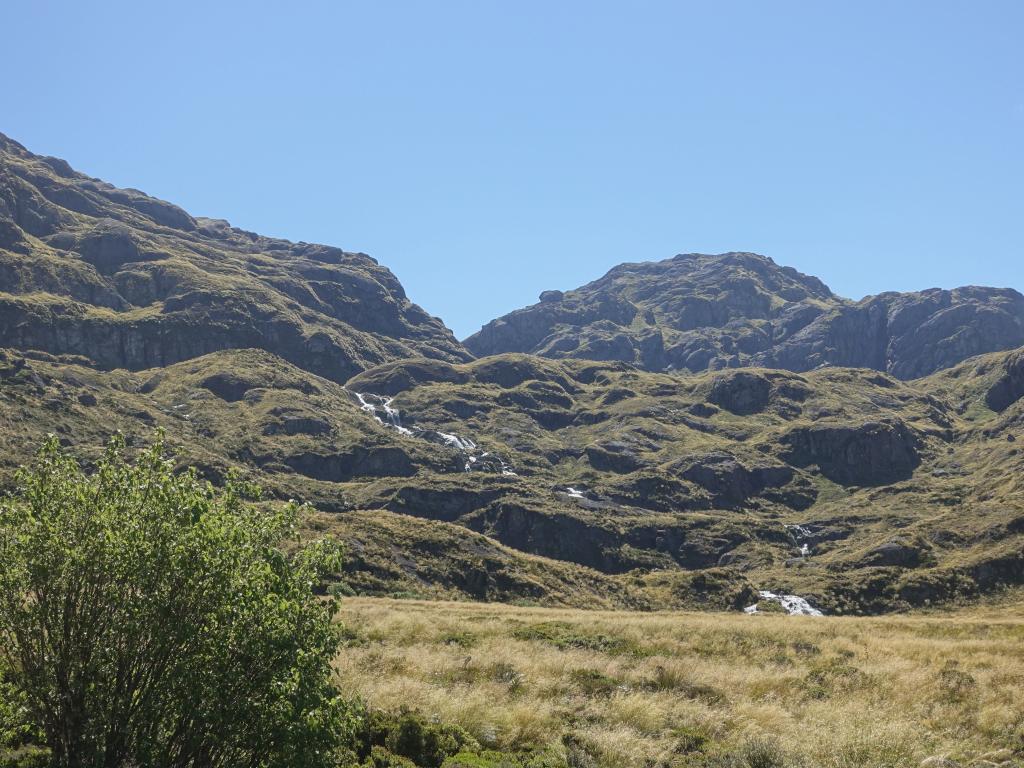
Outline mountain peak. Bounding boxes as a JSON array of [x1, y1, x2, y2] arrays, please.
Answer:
[[465, 251, 1022, 378]]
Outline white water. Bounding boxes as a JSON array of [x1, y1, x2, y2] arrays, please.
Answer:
[[353, 392, 414, 436], [436, 432, 477, 452], [350, 390, 515, 475], [744, 590, 824, 617], [788, 524, 814, 539], [788, 523, 814, 557]]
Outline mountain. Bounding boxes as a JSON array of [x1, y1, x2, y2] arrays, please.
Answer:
[[2, 133, 1023, 616], [0, 132, 470, 382], [465, 252, 1024, 379]]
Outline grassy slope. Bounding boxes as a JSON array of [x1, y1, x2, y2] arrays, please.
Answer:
[[334, 596, 1024, 768], [2, 344, 1023, 614]]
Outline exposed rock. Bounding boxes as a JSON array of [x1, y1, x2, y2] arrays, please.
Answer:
[[674, 452, 797, 508], [780, 420, 920, 486], [467, 252, 1024, 379], [707, 371, 771, 415], [858, 540, 930, 568], [0, 216, 28, 253], [201, 373, 258, 402], [282, 447, 422, 481], [345, 359, 470, 396], [584, 444, 645, 474], [986, 350, 1024, 412], [75, 219, 148, 275], [262, 416, 332, 436]]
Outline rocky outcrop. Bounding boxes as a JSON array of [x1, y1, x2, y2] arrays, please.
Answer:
[[857, 539, 931, 569], [467, 252, 1024, 379], [780, 420, 920, 486], [707, 371, 771, 415], [986, 349, 1024, 412], [672, 452, 814, 510]]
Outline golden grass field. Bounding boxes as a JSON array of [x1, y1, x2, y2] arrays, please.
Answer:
[[333, 597, 1024, 768]]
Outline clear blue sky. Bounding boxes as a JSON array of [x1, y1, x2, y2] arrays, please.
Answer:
[[4, 2, 1022, 339]]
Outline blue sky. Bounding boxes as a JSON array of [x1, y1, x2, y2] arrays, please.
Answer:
[[4, 1, 1023, 338]]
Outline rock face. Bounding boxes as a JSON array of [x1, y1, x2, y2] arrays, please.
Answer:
[[707, 371, 772, 415], [466, 252, 1024, 379], [780, 420, 920, 486], [986, 349, 1024, 412], [673, 452, 802, 509], [0, 132, 470, 382]]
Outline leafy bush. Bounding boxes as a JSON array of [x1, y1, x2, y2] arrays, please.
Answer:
[[0, 435, 353, 768]]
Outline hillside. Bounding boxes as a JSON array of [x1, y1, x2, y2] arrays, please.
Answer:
[[3, 341, 1023, 615], [465, 252, 1024, 378], [0, 132, 470, 382]]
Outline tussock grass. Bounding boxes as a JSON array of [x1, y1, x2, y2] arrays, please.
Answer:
[[334, 598, 1024, 767]]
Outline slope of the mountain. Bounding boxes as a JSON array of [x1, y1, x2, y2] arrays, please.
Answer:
[[2, 133, 1023, 617], [0, 132, 470, 382], [465, 252, 1024, 379], [4, 341, 1022, 615]]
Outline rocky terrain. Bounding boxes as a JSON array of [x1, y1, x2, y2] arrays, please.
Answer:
[[466, 252, 1024, 378], [0, 132, 469, 383], [2, 132, 1023, 616]]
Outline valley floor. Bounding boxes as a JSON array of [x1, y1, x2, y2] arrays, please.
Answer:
[[333, 597, 1024, 767]]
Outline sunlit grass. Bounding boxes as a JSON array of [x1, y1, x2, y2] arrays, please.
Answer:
[[334, 597, 1024, 767]]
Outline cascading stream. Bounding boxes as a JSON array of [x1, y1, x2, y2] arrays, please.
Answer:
[[349, 390, 516, 476], [744, 590, 824, 616]]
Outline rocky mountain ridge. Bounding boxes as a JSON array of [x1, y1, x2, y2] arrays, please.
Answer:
[[466, 252, 1024, 379], [0, 131, 469, 383]]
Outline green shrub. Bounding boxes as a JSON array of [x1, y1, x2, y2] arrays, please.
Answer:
[[366, 745, 418, 767], [360, 711, 477, 768], [0, 435, 352, 768]]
